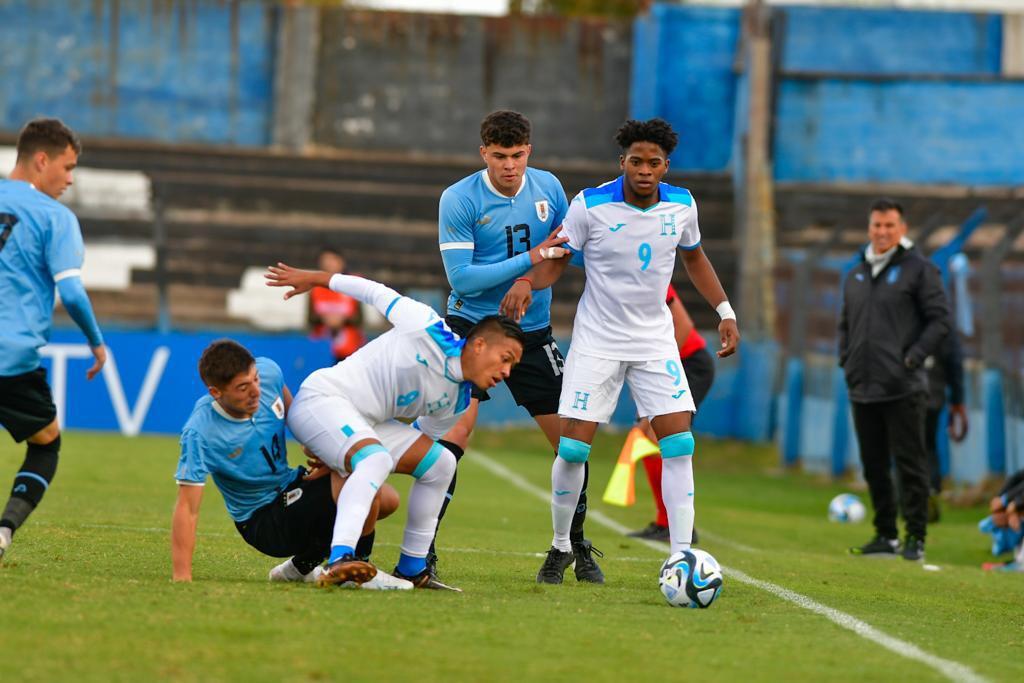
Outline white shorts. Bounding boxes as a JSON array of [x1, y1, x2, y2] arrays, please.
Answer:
[[558, 349, 697, 423], [287, 389, 427, 474]]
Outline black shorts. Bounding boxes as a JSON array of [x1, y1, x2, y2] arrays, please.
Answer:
[[235, 471, 335, 559], [0, 368, 58, 442], [446, 315, 564, 417], [682, 347, 715, 409]]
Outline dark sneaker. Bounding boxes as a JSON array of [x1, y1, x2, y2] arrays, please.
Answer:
[[849, 535, 900, 557], [316, 556, 377, 588], [902, 536, 925, 562], [536, 546, 575, 584], [393, 566, 463, 592], [424, 551, 440, 580], [628, 522, 670, 541], [927, 495, 941, 524], [572, 540, 605, 584]]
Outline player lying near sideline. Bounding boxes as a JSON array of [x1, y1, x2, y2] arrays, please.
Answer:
[[982, 469, 1024, 572], [433, 110, 606, 583], [629, 285, 716, 542], [266, 264, 526, 591], [171, 340, 411, 589], [501, 118, 740, 583], [0, 118, 107, 562]]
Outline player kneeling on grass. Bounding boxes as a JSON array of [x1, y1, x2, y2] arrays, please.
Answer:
[[171, 340, 410, 589], [266, 264, 526, 591]]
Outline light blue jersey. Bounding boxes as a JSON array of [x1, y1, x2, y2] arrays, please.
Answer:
[[175, 357, 299, 522], [0, 180, 102, 376], [438, 167, 568, 332]]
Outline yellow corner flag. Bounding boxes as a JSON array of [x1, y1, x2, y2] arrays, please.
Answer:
[[602, 427, 661, 507]]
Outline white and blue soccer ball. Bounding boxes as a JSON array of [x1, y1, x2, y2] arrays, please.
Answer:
[[658, 549, 723, 608], [828, 493, 866, 523]]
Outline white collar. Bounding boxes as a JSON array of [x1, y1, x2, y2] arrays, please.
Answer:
[[211, 399, 253, 423], [481, 169, 527, 199]]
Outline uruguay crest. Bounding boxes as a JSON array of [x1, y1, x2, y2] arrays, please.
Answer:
[[535, 200, 550, 222], [271, 396, 285, 419]]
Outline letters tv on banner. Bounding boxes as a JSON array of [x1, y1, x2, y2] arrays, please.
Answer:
[[42, 329, 336, 436]]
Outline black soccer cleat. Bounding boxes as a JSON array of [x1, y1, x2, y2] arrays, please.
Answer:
[[849, 535, 900, 557], [424, 551, 440, 580], [392, 566, 463, 592], [902, 535, 925, 562], [627, 522, 670, 541], [572, 540, 605, 584], [536, 546, 575, 584]]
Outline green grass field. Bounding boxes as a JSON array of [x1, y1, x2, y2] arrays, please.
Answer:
[[1, 429, 1021, 682]]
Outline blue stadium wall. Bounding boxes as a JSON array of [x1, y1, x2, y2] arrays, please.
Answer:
[[0, 0, 275, 145]]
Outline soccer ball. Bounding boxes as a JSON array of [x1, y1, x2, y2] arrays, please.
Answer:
[[828, 493, 866, 523], [658, 549, 723, 608]]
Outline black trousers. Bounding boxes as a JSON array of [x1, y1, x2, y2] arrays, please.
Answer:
[[851, 394, 930, 539], [924, 407, 942, 493]]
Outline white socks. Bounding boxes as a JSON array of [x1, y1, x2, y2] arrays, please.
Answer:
[[550, 458, 584, 552], [331, 448, 393, 550], [662, 454, 695, 554], [400, 448, 457, 560]]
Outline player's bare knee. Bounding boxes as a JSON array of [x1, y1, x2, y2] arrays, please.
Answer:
[[378, 483, 401, 518], [27, 419, 60, 445], [344, 438, 383, 471]]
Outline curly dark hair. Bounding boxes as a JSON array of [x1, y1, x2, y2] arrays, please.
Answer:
[[614, 118, 678, 156], [480, 110, 531, 147]]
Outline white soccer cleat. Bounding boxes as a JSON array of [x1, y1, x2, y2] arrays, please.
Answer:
[[0, 527, 10, 562], [358, 569, 414, 591], [268, 559, 323, 583]]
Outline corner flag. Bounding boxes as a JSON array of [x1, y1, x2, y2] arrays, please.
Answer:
[[602, 427, 661, 506]]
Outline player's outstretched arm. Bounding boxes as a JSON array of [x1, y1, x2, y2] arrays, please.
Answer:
[[55, 276, 106, 379], [679, 246, 740, 358], [171, 484, 203, 582]]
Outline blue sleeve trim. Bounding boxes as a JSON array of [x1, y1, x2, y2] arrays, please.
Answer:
[[56, 276, 103, 347], [677, 241, 701, 251], [384, 296, 401, 320], [441, 249, 532, 294]]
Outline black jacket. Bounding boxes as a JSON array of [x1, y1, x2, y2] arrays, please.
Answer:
[[925, 325, 965, 410], [838, 243, 950, 403]]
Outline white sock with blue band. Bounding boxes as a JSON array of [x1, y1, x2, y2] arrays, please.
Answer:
[[397, 442, 457, 577], [660, 431, 696, 554], [551, 437, 590, 552], [329, 443, 392, 564]]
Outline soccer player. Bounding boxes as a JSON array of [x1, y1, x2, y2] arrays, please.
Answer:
[[266, 263, 527, 591], [171, 339, 410, 589], [435, 110, 605, 583], [501, 118, 740, 583], [0, 118, 106, 561], [629, 285, 716, 542]]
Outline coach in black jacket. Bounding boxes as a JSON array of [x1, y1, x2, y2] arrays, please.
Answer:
[[839, 199, 950, 561]]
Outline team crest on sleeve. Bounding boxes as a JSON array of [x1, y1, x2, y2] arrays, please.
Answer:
[[271, 396, 285, 419], [535, 200, 550, 222]]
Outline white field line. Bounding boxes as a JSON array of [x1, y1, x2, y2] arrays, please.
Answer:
[[468, 450, 989, 683]]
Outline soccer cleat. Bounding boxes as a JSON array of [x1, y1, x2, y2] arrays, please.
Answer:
[[536, 546, 575, 584], [424, 551, 440, 580], [268, 559, 324, 583], [392, 566, 462, 592], [902, 535, 925, 562], [628, 522, 670, 541], [358, 569, 414, 590], [572, 540, 605, 584], [316, 555, 377, 588], [0, 526, 11, 562], [849, 535, 900, 557], [982, 560, 1024, 572]]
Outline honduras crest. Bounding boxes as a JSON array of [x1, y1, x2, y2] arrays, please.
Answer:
[[535, 200, 550, 222]]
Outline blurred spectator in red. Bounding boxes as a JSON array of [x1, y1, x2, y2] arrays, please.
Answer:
[[310, 248, 365, 363]]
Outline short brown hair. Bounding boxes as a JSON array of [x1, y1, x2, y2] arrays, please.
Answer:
[[198, 339, 255, 388], [480, 110, 531, 147], [16, 118, 82, 162]]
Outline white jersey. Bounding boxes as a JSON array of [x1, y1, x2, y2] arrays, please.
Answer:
[[298, 275, 472, 440], [560, 176, 701, 361]]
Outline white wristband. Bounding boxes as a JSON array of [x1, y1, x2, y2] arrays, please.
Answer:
[[716, 301, 736, 321], [539, 246, 567, 260]]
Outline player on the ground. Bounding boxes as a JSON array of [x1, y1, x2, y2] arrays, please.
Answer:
[[0, 118, 106, 561], [266, 263, 526, 591], [171, 339, 410, 589], [501, 118, 740, 583], [434, 110, 605, 583]]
